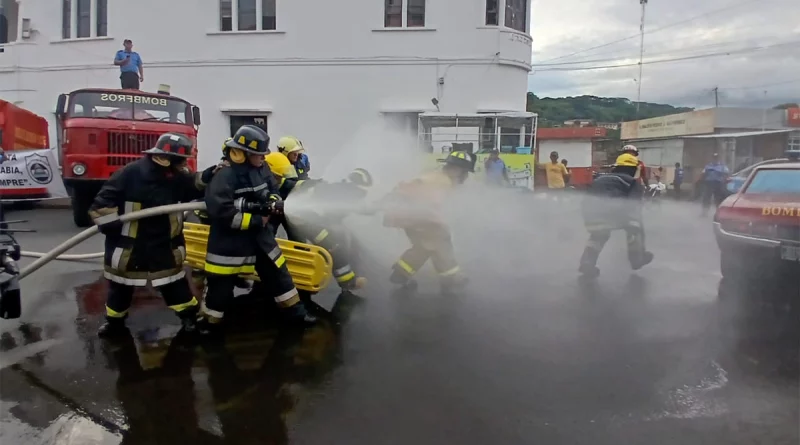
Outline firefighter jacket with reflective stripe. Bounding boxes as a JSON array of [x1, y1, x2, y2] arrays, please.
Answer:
[[204, 163, 281, 275], [89, 158, 208, 286], [383, 170, 455, 229], [581, 172, 644, 231]]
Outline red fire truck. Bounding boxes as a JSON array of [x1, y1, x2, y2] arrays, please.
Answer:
[[55, 88, 201, 227], [0, 100, 51, 200]]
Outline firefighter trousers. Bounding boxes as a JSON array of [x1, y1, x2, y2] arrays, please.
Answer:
[[580, 222, 647, 269], [394, 226, 460, 279], [202, 250, 300, 322], [105, 279, 198, 320], [298, 221, 359, 287]]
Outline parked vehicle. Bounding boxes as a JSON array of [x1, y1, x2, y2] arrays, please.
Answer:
[[0, 100, 51, 201], [723, 158, 789, 199], [55, 88, 201, 227], [713, 162, 800, 282]]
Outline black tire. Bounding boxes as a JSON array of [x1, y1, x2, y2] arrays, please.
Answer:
[[72, 192, 93, 227]]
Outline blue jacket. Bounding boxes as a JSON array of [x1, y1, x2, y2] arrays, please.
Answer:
[[703, 162, 729, 182]]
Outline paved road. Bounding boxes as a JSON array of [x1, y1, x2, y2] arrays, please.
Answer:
[[1, 199, 798, 445]]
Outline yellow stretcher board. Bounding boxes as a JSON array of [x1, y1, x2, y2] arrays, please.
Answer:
[[183, 223, 333, 293]]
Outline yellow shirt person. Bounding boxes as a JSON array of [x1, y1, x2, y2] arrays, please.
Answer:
[[540, 151, 569, 189]]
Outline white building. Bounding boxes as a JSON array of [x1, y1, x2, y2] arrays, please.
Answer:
[[0, 0, 532, 168]]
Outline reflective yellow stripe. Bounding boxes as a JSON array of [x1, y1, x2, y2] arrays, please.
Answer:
[[336, 271, 356, 283], [241, 213, 252, 230], [439, 266, 461, 277], [313, 229, 329, 243], [168, 297, 198, 313], [397, 260, 415, 274], [106, 306, 128, 318], [204, 263, 256, 275], [275, 255, 286, 268]]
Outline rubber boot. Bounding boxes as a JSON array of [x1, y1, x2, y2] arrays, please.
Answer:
[[196, 315, 223, 338], [177, 309, 199, 333], [579, 248, 601, 278], [389, 267, 418, 291], [283, 302, 317, 326], [440, 273, 468, 295], [630, 251, 654, 271], [97, 317, 129, 339], [340, 276, 368, 293]]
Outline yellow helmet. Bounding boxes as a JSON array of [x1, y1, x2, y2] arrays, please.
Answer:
[[265, 152, 298, 179], [348, 168, 373, 187], [277, 136, 304, 154], [614, 153, 639, 168]]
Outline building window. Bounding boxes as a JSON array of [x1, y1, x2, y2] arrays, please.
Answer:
[[789, 132, 800, 151], [384, 0, 425, 28], [229, 115, 268, 137], [62, 0, 107, 39], [76, 0, 90, 38], [219, 0, 276, 32], [96, 0, 108, 37], [407, 0, 425, 27], [486, 0, 499, 25], [504, 0, 527, 32], [220, 0, 232, 31], [262, 0, 276, 30], [384, 0, 402, 27]]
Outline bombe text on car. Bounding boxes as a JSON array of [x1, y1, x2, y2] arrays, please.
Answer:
[[761, 206, 800, 217]]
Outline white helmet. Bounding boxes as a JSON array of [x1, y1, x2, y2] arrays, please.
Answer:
[[622, 144, 639, 156]]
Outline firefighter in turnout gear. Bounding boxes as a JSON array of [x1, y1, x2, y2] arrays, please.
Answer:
[[200, 125, 317, 332], [384, 150, 475, 292], [579, 153, 654, 278], [265, 152, 370, 292], [276, 136, 310, 179], [89, 133, 219, 338]]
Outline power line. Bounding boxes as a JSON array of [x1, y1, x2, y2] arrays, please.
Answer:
[[530, 38, 798, 67], [531, 40, 799, 72], [537, 0, 772, 64], [718, 77, 800, 90]]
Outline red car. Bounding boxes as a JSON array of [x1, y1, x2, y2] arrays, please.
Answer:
[[714, 162, 800, 279]]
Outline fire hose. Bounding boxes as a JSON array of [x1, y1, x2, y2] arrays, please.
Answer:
[[18, 202, 206, 281]]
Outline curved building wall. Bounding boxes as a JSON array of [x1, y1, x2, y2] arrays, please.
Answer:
[[0, 0, 532, 168]]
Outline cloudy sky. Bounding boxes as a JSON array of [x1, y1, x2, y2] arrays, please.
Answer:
[[528, 0, 800, 107]]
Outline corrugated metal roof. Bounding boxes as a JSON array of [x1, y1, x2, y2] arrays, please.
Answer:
[[684, 129, 795, 139]]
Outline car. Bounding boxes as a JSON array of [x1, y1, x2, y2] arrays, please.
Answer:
[[714, 162, 800, 281], [723, 157, 789, 198]]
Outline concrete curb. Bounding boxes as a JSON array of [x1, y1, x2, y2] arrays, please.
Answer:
[[37, 198, 72, 209]]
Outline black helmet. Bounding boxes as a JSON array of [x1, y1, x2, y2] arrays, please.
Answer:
[[144, 133, 193, 158], [225, 125, 270, 155], [441, 150, 476, 172]]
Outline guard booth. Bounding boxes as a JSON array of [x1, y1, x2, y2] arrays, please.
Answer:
[[417, 112, 538, 190]]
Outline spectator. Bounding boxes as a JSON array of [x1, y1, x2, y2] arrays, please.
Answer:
[[484, 149, 508, 186], [700, 153, 730, 216], [540, 151, 569, 192], [114, 39, 143, 90], [561, 159, 571, 185], [672, 162, 684, 199]]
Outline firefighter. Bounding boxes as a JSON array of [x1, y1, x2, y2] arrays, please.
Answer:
[[579, 153, 654, 278], [199, 125, 316, 332], [265, 152, 369, 292], [276, 136, 310, 179], [89, 133, 219, 337], [384, 150, 475, 292], [622, 144, 649, 187]]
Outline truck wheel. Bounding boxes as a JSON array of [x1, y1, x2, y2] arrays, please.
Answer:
[[72, 193, 93, 227]]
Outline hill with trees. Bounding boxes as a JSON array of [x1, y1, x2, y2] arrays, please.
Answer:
[[526, 93, 693, 128]]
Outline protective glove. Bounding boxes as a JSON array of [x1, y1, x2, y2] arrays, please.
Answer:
[[268, 194, 282, 203], [97, 218, 123, 236], [268, 200, 285, 215], [0, 258, 21, 320]]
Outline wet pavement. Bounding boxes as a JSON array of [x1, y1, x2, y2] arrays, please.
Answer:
[[1, 201, 798, 445]]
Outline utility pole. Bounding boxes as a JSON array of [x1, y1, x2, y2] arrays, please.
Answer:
[[713, 87, 719, 107], [636, 0, 648, 118]]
